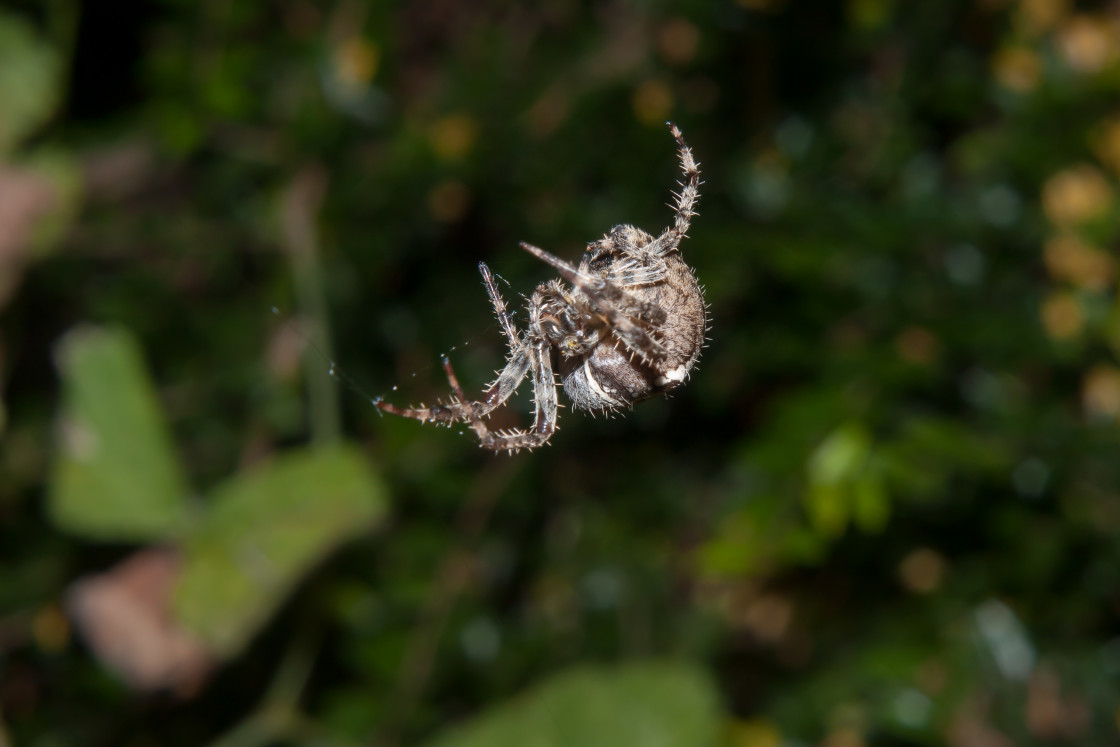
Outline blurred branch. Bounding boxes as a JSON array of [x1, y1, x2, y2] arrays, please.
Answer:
[[280, 165, 341, 445]]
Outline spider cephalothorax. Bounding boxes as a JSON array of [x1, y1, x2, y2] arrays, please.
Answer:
[[374, 123, 707, 452]]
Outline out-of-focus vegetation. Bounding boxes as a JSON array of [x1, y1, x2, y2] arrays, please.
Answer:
[[3, 0, 1120, 744]]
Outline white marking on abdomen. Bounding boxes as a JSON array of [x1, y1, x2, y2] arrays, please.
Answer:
[[584, 359, 625, 407], [656, 363, 690, 386]]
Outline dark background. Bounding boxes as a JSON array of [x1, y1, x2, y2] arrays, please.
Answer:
[[3, 0, 1120, 744]]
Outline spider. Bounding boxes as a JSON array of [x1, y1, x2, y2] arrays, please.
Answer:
[[374, 122, 706, 452]]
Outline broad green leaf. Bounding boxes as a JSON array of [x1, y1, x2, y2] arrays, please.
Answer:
[[175, 446, 386, 658], [0, 11, 61, 153], [808, 422, 870, 487], [50, 326, 192, 541], [425, 661, 721, 747]]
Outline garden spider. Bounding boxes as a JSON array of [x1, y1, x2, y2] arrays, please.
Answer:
[[374, 123, 707, 452]]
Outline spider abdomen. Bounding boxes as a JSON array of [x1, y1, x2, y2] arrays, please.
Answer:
[[559, 344, 652, 411], [559, 251, 706, 413]]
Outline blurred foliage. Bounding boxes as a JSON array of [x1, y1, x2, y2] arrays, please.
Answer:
[[0, 10, 62, 154], [4, 0, 1120, 745], [176, 445, 386, 658], [50, 325, 192, 541], [425, 661, 720, 747]]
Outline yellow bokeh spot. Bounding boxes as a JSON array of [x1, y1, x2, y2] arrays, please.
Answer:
[[1041, 291, 1084, 340], [1041, 164, 1113, 226], [1058, 15, 1120, 74], [898, 548, 946, 593], [727, 718, 782, 747], [658, 18, 700, 65], [427, 180, 470, 223], [632, 79, 674, 125], [32, 604, 70, 653], [1043, 233, 1115, 290], [429, 113, 477, 161], [1015, 0, 1071, 37], [1083, 365, 1120, 419], [992, 47, 1042, 92], [334, 37, 379, 86]]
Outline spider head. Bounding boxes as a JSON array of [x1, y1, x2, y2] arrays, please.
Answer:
[[538, 301, 599, 359], [557, 327, 599, 358]]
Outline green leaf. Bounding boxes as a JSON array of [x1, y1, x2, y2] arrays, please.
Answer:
[[0, 10, 62, 154], [805, 482, 848, 538], [49, 326, 192, 541], [808, 422, 871, 487], [805, 422, 876, 537], [853, 470, 890, 533], [175, 446, 387, 658], [425, 661, 721, 747]]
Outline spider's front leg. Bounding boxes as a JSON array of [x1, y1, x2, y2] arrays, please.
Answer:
[[479, 262, 519, 355]]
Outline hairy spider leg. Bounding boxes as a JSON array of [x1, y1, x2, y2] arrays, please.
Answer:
[[479, 345, 532, 409], [438, 355, 486, 436], [372, 263, 538, 426], [652, 122, 701, 256], [519, 241, 671, 365], [479, 262, 519, 354], [439, 344, 558, 452], [372, 394, 463, 425], [372, 343, 533, 425]]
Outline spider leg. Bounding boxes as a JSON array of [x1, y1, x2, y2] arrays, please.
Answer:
[[372, 395, 467, 425], [458, 340, 558, 452], [439, 355, 488, 439], [652, 122, 701, 256], [373, 343, 532, 424], [518, 240, 588, 286], [521, 241, 671, 364], [479, 343, 532, 409], [520, 241, 666, 325], [479, 262, 519, 354], [607, 256, 668, 287]]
